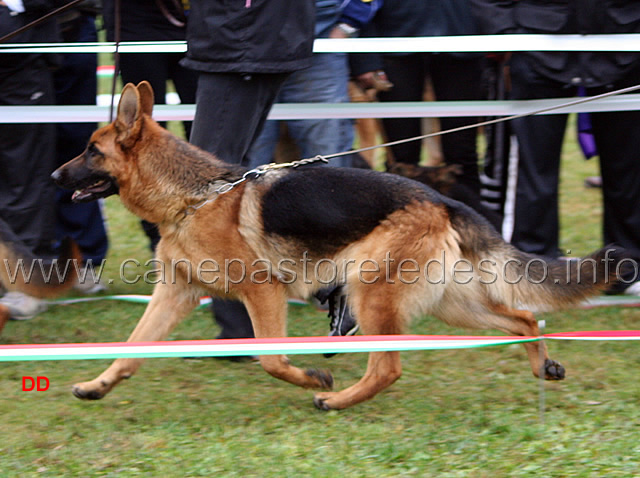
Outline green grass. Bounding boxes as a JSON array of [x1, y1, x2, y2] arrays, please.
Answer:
[[1, 116, 639, 476]]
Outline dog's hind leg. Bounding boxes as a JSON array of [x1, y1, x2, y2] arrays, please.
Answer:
[[313, 289, 404, 410], [242, 285, 334, 390], [72, 281, 199, 400], [486, 303, 565, 381]]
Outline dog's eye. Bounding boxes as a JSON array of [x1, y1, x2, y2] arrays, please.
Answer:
[[87, 143, 103, 158]]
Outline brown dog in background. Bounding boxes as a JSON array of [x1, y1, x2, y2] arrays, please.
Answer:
[[52, 81, 621, 410], [0, 218, 79, 334]]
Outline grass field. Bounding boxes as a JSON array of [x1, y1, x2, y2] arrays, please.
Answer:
[[1, 114, 639, 477]]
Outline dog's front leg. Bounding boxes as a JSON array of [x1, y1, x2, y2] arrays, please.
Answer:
[[242, 285, 333, 390], [72, 281, 198, 400]]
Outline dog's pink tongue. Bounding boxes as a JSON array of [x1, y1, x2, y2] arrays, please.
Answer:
[[72, 190, 88, 202]]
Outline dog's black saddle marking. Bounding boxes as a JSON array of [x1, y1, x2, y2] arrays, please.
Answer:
[[261, 167, 441, 255]]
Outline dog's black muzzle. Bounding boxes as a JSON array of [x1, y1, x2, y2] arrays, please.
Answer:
[[52, 160, 119, 203]]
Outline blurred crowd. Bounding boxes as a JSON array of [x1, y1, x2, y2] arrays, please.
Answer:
[[1, 0, 639, 333]]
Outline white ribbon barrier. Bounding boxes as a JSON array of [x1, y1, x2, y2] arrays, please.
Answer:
[[3, 95, 640, 123], [2, 34, 640, 54], [2, 34, 640, 123]]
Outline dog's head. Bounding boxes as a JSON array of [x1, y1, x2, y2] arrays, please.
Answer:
[[388, 162, 462, 194], [51, 81, 155, 202]]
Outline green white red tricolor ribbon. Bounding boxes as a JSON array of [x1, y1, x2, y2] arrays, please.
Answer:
[[0, 331, 639, 362], [0, 293, 637, 361]]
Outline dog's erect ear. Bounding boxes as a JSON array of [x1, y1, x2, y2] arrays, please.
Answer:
[[136, 81, 154, 117], [117, 83, 139, 130], [115, 83, 147, 147]]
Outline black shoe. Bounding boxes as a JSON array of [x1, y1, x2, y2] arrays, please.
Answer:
[[317, 286, 359, 358], [184, 354, 258, 362]]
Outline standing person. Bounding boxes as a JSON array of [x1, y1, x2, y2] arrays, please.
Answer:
[[0, 0, 62, 319], [245, 0, 382, 169], [181, 0, 315, 345], [103, 0, 199, 252], [350, 0, 485, 195], [472, 0, 640, 293], [55, 1, 109, 292]]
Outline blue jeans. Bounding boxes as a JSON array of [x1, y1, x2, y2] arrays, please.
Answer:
[[54, 14, 109, 264], [246, 52, 354, 169]]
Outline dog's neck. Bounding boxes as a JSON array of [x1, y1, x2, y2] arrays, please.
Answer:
[[120, 128, 246, 225]]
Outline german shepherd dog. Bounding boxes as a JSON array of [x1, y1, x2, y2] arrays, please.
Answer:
[[52, 82, 619, 410], [0, 218, 79, 334]]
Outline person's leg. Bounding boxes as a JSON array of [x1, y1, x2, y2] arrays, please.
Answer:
[[276, 53, 355, 167], [590, 71, 640, 287], [244, 119, 282, 169], [377, 54, 427, 166], [54, 15, 108, 265], [0, 62, 57, 257], [190, 71, 290, 165], [429, 54, 484, 194], [167, 53, 199, 139], [507, 55, 569, 257], [190, 71, 289, 341], [119, 53, 169, 108]]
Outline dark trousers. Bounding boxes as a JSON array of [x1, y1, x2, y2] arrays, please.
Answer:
[[0, 61, 57, 257], [190, 71, 290, 338], [509, 54, 640, 261], [119, 52, 198, 136], [378, 53, 484, 194], [119, 52, 199, 251], [54, 15, 108, 264]]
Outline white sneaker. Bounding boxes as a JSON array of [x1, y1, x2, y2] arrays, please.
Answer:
[[624, 281, 640, 296], [0, 291, 48, 320], [73, 278, 108, 295]]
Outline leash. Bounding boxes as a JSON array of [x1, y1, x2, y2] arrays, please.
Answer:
[[184, 81, 640, 212], [182, 155, 330, 217], [320, 82, 640, 164]]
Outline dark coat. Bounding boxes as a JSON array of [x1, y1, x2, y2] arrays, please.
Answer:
[[0, 1, 61, 75], [103, 0, 187, 42], [472, 0, 640, 87], [181, 0, 315, 74], [350, 0, 481, 76]]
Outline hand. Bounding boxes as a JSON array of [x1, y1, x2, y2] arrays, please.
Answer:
[[329, 25, 349, 39], [355, 70, 393, 92]]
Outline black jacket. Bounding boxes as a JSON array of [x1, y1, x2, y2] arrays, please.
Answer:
[[472, 0, 640, 87], [103, 0, 188, 42], [0, 1, 61, 76], [181, 0, 315, 74], [350, 0, 481, 77]]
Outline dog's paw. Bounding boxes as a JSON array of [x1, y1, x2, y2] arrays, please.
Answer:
[[544, 359, 565, 380], [305, 368, 334, 390], [313, 394, 334, 411], [72, 381, 107, 400]]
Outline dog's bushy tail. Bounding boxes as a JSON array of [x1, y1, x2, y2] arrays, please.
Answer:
[[499, 245, 624, 311], [0, 219, 80, 298], [449, 206, 626, 311]]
